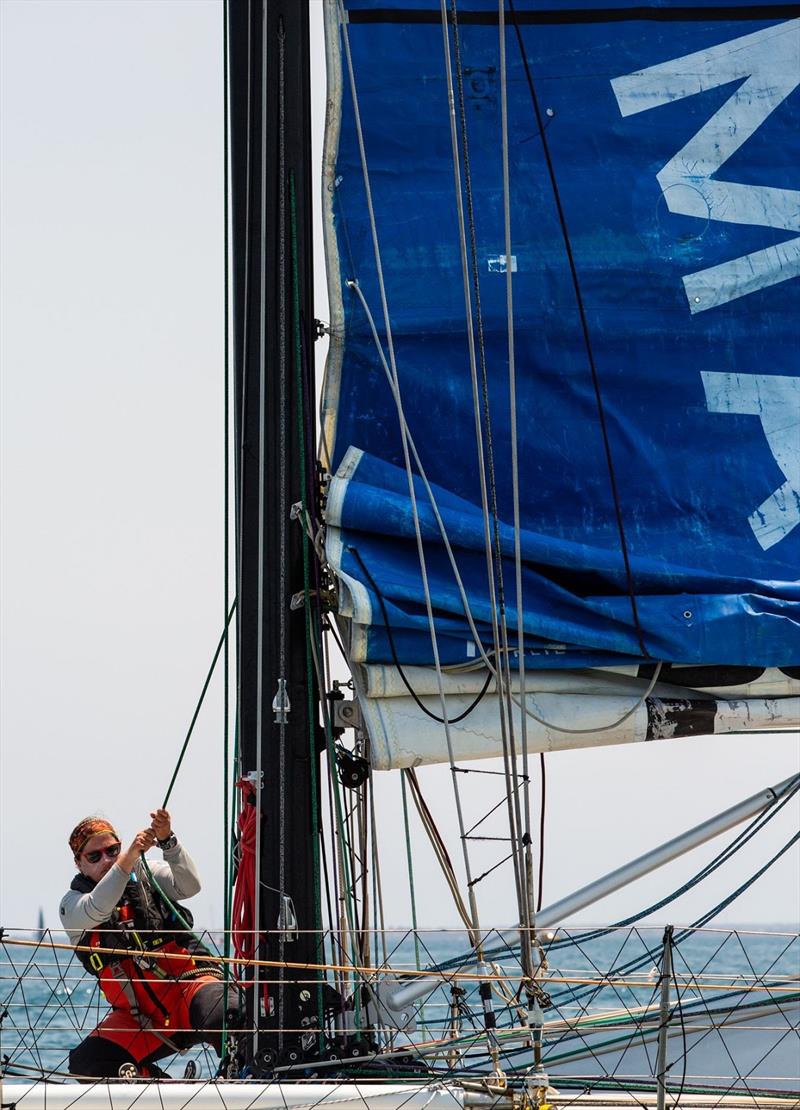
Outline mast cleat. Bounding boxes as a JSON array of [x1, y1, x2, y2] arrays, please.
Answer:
[[277, 894, 298, 940], [272, 678, 291, 724]]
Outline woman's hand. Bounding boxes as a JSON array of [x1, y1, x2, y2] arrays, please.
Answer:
[[149, 808, 172, 841], [118, 828, 157, 872]]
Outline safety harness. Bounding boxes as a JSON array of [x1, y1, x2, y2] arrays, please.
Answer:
[[71, 870, 222, 1058]]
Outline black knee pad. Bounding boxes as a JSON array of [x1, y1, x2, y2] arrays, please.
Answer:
[[69, 1036, 136, 1078]]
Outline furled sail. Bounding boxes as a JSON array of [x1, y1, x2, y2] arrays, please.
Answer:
[[320, 0, 800, 767]]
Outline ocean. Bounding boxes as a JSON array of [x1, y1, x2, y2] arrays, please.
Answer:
[[1, 925, 798, 1091]]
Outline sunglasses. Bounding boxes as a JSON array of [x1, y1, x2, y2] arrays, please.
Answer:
[[83, 843, 121, 864]]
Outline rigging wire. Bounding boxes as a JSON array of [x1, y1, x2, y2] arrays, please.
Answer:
[[349, 547, 493, 724], [442, 0, 529, 951], [507, 0, 649, 659], [368, 773, 390, 973], [537, 751, 546, 911], [338, 0, 485, 952], [221, 0, 238, 1056], [275, 14, 289, 1049], [251, 0, 269, 1043], [418, 777, 800, 980], [404, 767, 476, 933], [346, 278, 666, 734], [399, 769, 426, 1033], [308, 608, 365, 1028], [548, 825, 800, 1015], [162, 601, 237, 809], [498, 0, 536, 955], [290, 169, 326, 1045]]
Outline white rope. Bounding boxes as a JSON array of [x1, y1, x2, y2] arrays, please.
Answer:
[[252, 0, 268, 1047], [337, 0, 484, 947], [277, 15, 288, 1046], [346, 280, 666, 735], [437, 0, 527, 940], [498, 0, 535, 951]]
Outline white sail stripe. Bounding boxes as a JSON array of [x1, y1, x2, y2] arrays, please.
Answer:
[[610, 19, 800, 116], [701, 369, 800, 547], [750, 480, 800, 550], [683, 236, 800, 312], [613, 19, 800, 308], [656, 173, 800, 234]]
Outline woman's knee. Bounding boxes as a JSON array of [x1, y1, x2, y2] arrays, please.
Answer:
[[69, 1036, 136, 1078]]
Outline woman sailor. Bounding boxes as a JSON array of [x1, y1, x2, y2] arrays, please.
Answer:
[[60, 811, 226, 1079]]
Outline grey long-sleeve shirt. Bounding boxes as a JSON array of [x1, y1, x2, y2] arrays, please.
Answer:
[[59, 842, 201, 938]]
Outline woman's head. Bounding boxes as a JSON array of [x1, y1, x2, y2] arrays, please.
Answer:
[[69, 817, 121, 880]]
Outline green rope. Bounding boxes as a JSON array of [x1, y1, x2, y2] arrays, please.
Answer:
[[290, 171, 325, 1048], [139, 855, 194, 932], [161, 600, 237, 810]]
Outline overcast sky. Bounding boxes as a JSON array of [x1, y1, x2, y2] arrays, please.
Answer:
[[1, 0, 798, 939]]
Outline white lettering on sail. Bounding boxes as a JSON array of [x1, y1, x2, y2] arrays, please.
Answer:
[[611, 20, 800, 313], [701, 371, 800, 549]]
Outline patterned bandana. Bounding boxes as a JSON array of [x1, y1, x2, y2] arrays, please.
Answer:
[[69, 817, 119, 857]]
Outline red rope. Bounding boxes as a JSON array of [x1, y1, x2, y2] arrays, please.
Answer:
[[231, 779, 268, 1008]]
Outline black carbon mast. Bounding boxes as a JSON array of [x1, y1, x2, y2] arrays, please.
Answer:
[[227, 0, 323, 1069]]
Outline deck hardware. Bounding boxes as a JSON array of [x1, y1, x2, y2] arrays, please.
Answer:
[[335, 745, 369, 789], [333, 698, 363, 732], [656, 925, 674, 1110], [277, 895, 298, 941], [272, 678, 290, 724]]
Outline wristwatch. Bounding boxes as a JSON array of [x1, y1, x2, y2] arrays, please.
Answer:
[[157, 832, 178, 851]]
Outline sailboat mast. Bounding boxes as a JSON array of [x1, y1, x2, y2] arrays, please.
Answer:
[[227, 0, 321, 1062]]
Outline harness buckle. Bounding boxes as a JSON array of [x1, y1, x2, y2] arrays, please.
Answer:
[[89, 951, 104, 972]]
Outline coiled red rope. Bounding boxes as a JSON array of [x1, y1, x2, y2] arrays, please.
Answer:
[[231, 779, 268, 1007]]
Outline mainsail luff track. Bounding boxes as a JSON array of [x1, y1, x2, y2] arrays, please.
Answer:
[[228, 0, 322, 1060]]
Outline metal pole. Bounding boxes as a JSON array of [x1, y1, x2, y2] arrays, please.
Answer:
[[656, 925, 674, 1110], [534, 774, 797, 929], [387, 774, 797, 1011]]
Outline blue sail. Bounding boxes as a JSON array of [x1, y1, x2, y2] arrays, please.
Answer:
[[322, 0, 800, 671]]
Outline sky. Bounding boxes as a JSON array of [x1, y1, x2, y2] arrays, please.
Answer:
[[1, 0, 798, 940]]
